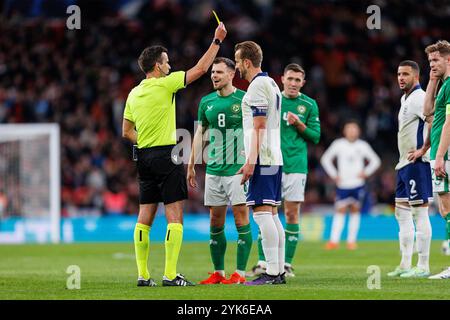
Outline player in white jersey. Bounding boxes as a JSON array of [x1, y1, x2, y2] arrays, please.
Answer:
[[320, 121, 381, 250], [234, 41, 285, 285], [387, 60, 433, 278]]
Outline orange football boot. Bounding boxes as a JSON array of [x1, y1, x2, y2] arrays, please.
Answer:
[[221, 272, 245, 284], [325, 241, 339, 250], [199, 272, 226, 285]]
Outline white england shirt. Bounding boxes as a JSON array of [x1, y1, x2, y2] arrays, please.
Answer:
[[396, 86, 429, 170], [320, 138, 381, 189], [241, 72, 283, 166]]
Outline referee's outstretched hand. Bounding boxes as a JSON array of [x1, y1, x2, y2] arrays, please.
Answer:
[[214, 22, 227, 42]]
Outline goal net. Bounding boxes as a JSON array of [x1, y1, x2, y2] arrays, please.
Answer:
[[0, 124, 60, 243]]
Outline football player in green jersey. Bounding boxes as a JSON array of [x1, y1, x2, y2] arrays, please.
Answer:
[[187, 57, 253, 284], [423, 40, 450, 279], [248, 63, 320, 278]]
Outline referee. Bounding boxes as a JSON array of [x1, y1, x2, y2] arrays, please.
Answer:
[[122, 23, 227, 287]]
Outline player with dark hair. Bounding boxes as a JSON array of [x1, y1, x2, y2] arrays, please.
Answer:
[[321, 121, 381, 250], [187, 57, 252, 285], [387, 60, 433, 278]]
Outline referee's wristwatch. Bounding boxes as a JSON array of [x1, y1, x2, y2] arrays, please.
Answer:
[[213, 38, 222, 46]]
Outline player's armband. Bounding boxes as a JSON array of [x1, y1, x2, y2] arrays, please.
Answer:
[[446, 104, 450, 115], [251, 106, 267, 117]]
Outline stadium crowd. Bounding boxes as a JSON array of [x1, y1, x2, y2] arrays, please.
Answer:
[[0, 0, 449, 216]]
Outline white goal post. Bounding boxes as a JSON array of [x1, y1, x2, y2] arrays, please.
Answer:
[[0, 123, 60, 243]]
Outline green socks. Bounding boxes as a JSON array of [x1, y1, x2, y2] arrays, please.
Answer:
[[236, 224, 253, 272], [164, 223, 183, 280], [134, 223, 150, 279], [209, 224, 253, 273], [210, 226, 227, 271], [285, 223, 300, 264], [257, 223, 300, 265]]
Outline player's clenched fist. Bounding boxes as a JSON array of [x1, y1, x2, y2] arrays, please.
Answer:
[[287, 111, 300, 125]]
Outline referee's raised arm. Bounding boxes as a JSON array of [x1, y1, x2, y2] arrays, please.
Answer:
[[122, 22, 227, 287], [186, 22, 227, 85]]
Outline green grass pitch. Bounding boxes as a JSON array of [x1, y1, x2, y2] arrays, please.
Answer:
[[0, 241, 448, 300]]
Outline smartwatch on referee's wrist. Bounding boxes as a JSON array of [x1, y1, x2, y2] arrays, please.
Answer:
[[213, 38, 222, 46]]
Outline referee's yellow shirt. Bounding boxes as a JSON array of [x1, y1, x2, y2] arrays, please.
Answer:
[[124, 71, 186, 148]]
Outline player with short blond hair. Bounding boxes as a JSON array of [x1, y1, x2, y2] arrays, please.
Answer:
[[235, 41, 285, 285], [248, 63, 321, 278], [423, 40, 450, 279]]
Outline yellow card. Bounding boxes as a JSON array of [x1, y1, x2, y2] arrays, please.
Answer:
[[212, 10, 220, 25]]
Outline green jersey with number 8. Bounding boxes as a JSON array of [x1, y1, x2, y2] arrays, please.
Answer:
[[197, 89, 246, 176]]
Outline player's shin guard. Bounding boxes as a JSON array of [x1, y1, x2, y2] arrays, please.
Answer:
[[210, 226, 227, 272], [236, 224, 253, 273], [253, 212, 279, 276], [273, 214, 285, 275], [164, 223, 183, 280], [134, 223, 150, 279], [395, 205, 414, 270], [412, 206, 431, 270], [285, 223, 300, 265]]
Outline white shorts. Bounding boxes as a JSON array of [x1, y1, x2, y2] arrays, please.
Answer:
[[282, 173, 307, 202], [431, 160, 450, 193], [204, 174, 247, 206]]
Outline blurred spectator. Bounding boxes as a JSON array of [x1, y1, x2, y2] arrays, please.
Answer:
[[0, 0, 449, 216], [103, 181, 127, 215], [0, 189, 7, 218]]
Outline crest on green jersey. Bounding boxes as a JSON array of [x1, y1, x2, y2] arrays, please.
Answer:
[[297, 105, 306, 114], [231, 104, 241, 113]]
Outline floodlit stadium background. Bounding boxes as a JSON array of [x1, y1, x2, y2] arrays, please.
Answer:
[[0, 0, 449, 242]]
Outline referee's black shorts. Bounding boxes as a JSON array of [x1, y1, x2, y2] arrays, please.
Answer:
[[136, 145, 187, 205]]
